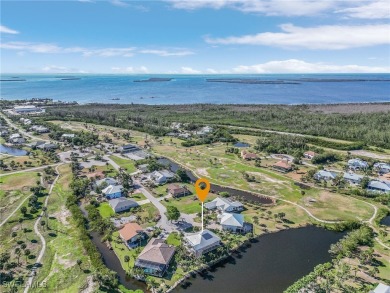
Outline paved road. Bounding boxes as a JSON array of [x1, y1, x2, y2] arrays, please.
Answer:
[[23, 164, 61, 293], [0, 112, 48, 142], [0, 163, 62, 177]]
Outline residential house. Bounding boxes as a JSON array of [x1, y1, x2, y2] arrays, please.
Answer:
[[20, 118, 32, 125], [348, 158, 368, 170], [367, 180, 390, 193], [370, 283, 390, 293], [138, 164, 149, 173], [118, 144, 140, 153], [272, 160, 293, 173], [31, 125, 49, 133], [61, 133, 75, 140], [135, 238, 176, 277], [314, 170, 338, 181], [184, 229, 221, 257], [241, 150, 258, 160], [167, 184, 191, 198], [0, 130, 8, 137], [195, 126, 213, 136], [109, 198, 139, 213], [343, 172, 364, 185], [28, 141, 45, 148], [304, 151, 317, 160], [204, 197, 244, 213], [374, 162, 390, 174], [148, 169, 175, 185], [170, 122, 182, 130], [37, 143, 58, 151], [9, 133, 21, 140], [119, 223, 145, 248], [102, 184, 123, 199], [218, 212, 252, 234], [10, 137, 26, 144], [178, 133, 191, 139], [95, 177, 118, 188]]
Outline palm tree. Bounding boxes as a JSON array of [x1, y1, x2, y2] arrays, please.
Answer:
[[24, 249, 31, 263], [40, 220, 46, 231], [124, 255, 130, 268], [15, 247, 21, 265]]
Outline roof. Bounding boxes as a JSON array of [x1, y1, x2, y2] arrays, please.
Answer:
[[62, 133, 75, 138], [137, 238, 175, 265], [102, 184, 123, 195], [119, 223, 143, 241], [304, 151, 317, 156], [109, 198, 138, 210], [219, 213, 244, 227], [185, 229, 221, 251], [243, 152, 258, 159], [368, 180, 390, 191], [348, 158, 368, 167], [273, 160, 292, 170], [315, 170, 338, 179], [204, 197, 243, 211], [168, 184, 188, 195], [96, 177, 118, 186], [371, 283, 390, 293], [343, 172, 363, 181]]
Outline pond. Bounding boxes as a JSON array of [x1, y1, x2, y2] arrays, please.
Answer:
[[173, 226, 344, 293], [381, 215, 390, 226], [0, 143, 28, 156], [233, 142, 250, 148], [157, 157, 273, 204]]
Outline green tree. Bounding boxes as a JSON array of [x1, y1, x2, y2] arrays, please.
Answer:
[[166, 206, 180, 222]]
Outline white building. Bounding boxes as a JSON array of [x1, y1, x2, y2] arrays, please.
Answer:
[[374, 162, 390, 174], [218, 212, 251, 233], [314, 170, 338, 181], [367, 180, 390, 193], [148, 169, 175, 185], [204, 197, 244, 213], [13, 105, 44, 114], [348, 158, 368, 170], [370, 283, 390, 293], [184, 229, 221, 257]]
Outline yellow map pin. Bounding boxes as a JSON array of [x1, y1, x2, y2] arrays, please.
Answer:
[[195, 178, 210, 202]]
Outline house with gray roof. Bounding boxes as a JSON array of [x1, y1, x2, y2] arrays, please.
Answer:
[[95, 177, 118, 188], [184, 229, 221, 257], [314, 170, 338, 181], [218, 213, 252, 234], [367, 180, 390, 193], [348, 158, 368, 170], [343, 172, 364, 185], [109, 198, 138, 213], [370, 283, 390, 293], [102, 184, 123, 199], [135, 238, 176, 277], [118, 144, 140, 153], [148, 169, 175, 185], [374, 162, 390, 174], [204, 197, 244, 213], [37, 143, 58, 151]]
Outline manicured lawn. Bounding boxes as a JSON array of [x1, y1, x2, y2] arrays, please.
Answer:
[[162, 193, 218, 214], [131, 191, 147, 201], [166, 232, 181, 246], [109, 155, 137, 173], [97, 202, 114, 219]]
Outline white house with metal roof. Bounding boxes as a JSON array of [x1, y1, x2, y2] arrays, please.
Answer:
[[314, 170, 338, 181], [218, 213, 252, 233], [374, 162, 390, 174], [348, 158, 369, 170], [102, 184, 124, 199], [148, 169, 175, 185], [204, 197, 244, 213], [184, 229, 221, 257], [343, 172, 364, 185]]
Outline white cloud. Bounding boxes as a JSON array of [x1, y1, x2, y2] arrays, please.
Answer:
[[111, 66, 149, 73], [336, 0, 390, 19], [0, 25, 19, 34], [232, 59, 390, 73], [42, 65, 87, 73], [205, 23, 390, 50], [110, 0, 128, 7], [181, 66, 201, 74], [139, 49, 194, 56], [206, 68, 219, 74], [168, 0, 338, 16]]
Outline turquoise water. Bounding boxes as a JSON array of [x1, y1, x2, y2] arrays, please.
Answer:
[[1, 74, 389, 104]]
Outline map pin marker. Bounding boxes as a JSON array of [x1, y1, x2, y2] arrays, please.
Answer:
[[195, 178, 210, 202]]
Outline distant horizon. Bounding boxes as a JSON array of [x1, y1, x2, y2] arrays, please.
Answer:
[[1, 72, 390, 75]]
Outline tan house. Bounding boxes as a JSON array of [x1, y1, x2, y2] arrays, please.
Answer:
[[272, 160, 293, 173], [119, 223, 145, 248], [167, 184, 191, 198], [241, 150, 258, 160], [304, 151, 317, 159]]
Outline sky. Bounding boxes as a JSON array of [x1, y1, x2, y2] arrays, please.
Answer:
[[1, 0, 390, 74]]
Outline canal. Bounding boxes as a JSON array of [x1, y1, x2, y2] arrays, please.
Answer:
[[0, 143, 28, 156]]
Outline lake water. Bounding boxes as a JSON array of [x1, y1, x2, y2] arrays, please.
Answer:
[[1, 74, 390, 104], [0, 144, 27, 156], [381, 215, 390, 226], [173, 226, 343, 293]]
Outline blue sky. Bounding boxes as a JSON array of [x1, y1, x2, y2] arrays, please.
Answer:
[[1, 0, 389, 73]]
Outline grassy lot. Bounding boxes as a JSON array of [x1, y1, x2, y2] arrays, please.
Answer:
[[151, 183, 195, 198], [0, 171, 39, 222], [97, 202, 114, 219], [109, 155, 137, 173], [166, 232, 181, 247], [31, 164, 95, 293], [131, 191, 147, 201], [161, 193, 218, 214], [0, 150, 58, 174]]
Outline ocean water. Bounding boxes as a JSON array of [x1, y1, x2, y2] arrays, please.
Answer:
[[0, 74, 389, 104]]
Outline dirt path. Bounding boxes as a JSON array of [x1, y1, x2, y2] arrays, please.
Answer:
[[0, 193, 32, 227], [23, 164, 62, 293]]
